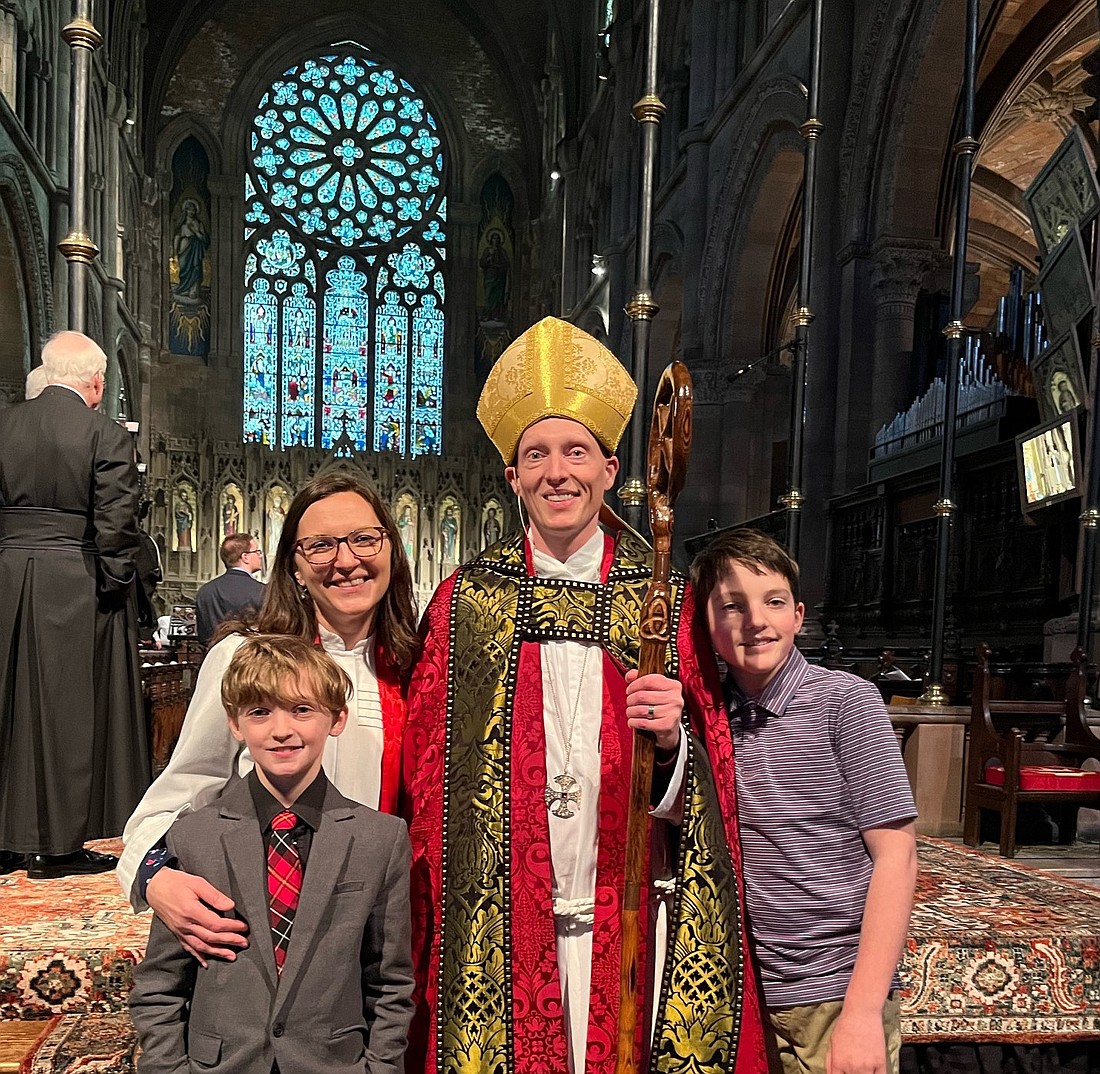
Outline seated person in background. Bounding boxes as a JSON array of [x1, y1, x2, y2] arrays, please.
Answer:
[[118, 472, 417, 965], [690, 528, 917, 1074], [129, 635, 414, 1074], [195, 533, 266, 646]]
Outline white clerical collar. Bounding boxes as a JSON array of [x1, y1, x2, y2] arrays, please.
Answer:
[[317, 624, 376, 660], [532, 528, 604, 582]]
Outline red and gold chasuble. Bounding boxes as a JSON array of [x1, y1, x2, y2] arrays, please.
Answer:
[[404, 529, 768, 1074]]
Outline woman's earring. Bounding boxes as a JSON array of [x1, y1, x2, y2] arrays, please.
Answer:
[[295, 579, 309, 601]]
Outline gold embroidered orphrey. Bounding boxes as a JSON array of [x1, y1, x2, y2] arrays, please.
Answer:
[[438, 529, 746, 1074]]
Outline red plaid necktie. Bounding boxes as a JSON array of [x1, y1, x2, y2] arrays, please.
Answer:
[[267, 810, 302, 974]]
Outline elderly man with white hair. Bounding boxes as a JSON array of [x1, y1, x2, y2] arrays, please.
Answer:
[[0, 330, 150, 878]]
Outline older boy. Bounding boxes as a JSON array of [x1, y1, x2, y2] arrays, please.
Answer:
[[129, 635, 414, 1074], [691, 529, 917, 1074]]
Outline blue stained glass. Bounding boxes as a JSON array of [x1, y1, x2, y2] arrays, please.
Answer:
[[282, 282, 316, 447], [411, 294, 443, 456], [244, 45, 448, 455], [374, 291, 407, 453], [244, 278, 278, 446], [248, 50, 443, 251], [321, 257, 370, 450], [258, 229, 305, 277], [389, 244, 433, 288]]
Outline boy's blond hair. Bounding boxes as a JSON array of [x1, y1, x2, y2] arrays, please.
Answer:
[[690, 527, 801, 605], [221, 635, 351, 718]]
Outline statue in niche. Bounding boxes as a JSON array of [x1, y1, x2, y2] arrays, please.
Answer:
[[167, 136, 213, 358], [173, 486, 195, 552], [439, 502, 460, 563], [173, 198, 210, 300], [475, 173, 516, 383], [482, 503, 502, 547], [479, 230, 511, 322], [265, 486, 290, 564], [220, 485, 244, 544], [395, 495, 418, 562], [420, 536, 434, 587]]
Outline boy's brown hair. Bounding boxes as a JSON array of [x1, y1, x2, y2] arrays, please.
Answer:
[[221, 635, 351, 719], [689, 527, 801, 605]]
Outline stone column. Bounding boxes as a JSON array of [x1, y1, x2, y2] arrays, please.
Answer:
[[207, 173, 239, 363], [446, 199, 480, 454], [870, 240, 943, 440], [0, 1, 16, 108], [679, 0, 716, 368]]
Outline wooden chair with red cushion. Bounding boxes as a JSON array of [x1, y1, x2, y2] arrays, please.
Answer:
[[963, 644, 1100, 858]]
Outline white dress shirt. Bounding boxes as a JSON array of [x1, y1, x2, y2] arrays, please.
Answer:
[[117, 629, 384, 909]]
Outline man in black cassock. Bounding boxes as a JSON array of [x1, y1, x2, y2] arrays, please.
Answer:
[[0, 331, 150, 878]]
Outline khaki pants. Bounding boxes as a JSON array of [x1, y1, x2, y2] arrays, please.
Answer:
[[764, 994, 902, 1074]]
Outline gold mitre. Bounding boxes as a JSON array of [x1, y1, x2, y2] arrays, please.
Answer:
[[476, 317, 638, 463]]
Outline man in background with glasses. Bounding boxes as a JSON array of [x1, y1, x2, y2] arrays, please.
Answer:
[[194, 534, 267, 647]]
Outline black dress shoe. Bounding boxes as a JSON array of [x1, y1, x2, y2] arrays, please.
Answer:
[[26, 849, 117, 879], [0, 849, 27, 874]]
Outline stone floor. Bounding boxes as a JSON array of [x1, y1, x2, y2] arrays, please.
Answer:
[[951, 805, 1100, 889]]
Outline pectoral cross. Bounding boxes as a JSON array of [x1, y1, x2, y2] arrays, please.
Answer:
[[544, 773, 581, 819]]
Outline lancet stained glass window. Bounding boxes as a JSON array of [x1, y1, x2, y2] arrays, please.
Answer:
[[243, 45, 446, 455]]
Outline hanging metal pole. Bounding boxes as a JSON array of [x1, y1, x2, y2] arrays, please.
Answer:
[[782, 0, 823, 558], [59, 0, 101, 333], [1075, 26, 1100, 653], [1075, 168, 1100, 653], [921, 0, 979, 705], [618, 0, 664, 532]]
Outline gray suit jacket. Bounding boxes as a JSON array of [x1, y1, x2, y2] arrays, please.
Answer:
[[129, 775, 414, 1074]]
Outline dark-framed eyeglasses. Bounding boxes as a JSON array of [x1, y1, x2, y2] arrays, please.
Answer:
[[294, 527, 389, 565]]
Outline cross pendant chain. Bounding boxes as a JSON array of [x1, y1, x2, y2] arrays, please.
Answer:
[[544, 772, 581, 819]]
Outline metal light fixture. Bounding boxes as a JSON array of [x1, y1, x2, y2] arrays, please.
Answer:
[[591, 254, 607, 278]]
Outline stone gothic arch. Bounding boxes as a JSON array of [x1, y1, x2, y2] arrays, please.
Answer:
[[0, 155, 52, 360], [698, 75, 806, 364]]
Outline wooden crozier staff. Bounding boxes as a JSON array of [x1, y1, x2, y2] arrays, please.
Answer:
[[615, 360, 693, 1074]]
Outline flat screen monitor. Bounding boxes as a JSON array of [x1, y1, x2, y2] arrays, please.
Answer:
[[1015, 413, 1082, 513]]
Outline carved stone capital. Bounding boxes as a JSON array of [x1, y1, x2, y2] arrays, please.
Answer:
[[1018, 87, 1089, 124], [871, 240, 946, 310]]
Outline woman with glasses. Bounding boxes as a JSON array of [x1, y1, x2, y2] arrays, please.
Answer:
[[117, 471, 418, 961]]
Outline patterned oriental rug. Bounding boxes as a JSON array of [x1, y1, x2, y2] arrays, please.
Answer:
[[900, 838, 1100, 1043], [0, 838, 1098, 1069]]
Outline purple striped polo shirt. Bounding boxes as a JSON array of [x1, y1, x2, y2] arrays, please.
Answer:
[[725, 645, 917, 1008]]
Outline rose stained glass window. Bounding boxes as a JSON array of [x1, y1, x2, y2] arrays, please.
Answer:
[[243, 45, 446, 455]]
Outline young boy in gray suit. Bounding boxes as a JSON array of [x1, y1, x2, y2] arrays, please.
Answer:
[[129, 635, 414, 1074]]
